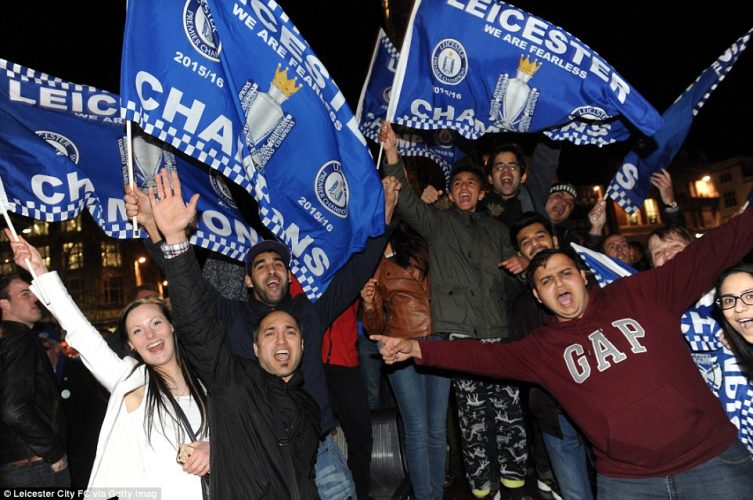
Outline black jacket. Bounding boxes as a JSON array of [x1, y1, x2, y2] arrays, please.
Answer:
[[0, 321, 67, 464], [147, 227, 389, 434], [165, 247, 321, 499]]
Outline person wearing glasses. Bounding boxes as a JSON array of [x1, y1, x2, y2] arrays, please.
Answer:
[[716, 264, 753, 376]]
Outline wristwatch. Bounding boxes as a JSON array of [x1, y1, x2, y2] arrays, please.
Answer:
[[664, 201, 678, 210]]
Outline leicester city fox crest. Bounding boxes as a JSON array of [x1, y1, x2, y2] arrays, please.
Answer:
[[490, 55, 542, 133], [239, 64, 300, 174]]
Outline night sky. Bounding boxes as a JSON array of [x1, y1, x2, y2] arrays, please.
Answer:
[[2, 1, 751, 186]]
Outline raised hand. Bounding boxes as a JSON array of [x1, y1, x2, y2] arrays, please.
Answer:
[[148, 169, 200, 245], [588, 200, 607, 234], [360, 278, 378, 311], [379, 121, 399, 164], [650, 168, 676, 206], [421, 185, 444, 205], [5, 229, 48, 276], [125, 183, 160, 242], [382, 175, 401, 223]]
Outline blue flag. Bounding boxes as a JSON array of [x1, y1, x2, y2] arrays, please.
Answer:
[[0, 58, 256, 261], [387, 1, 662, 146], [120, 0, 385, 300], [607, 27, 752, 213], [571, 243, 753, 453], [355, 28, 467, 187]]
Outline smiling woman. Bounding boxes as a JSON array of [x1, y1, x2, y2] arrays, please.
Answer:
[[716, 263, 753, 377], [5, 230, 210, 499]]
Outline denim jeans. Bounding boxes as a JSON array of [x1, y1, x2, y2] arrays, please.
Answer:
[[315, 433, 357, 500], [597, 440, 753, 499], [542, 413, 593, 500], [358, 335, 387, 410], [387, 339, 452, 500], [0, 460, 70, 488]]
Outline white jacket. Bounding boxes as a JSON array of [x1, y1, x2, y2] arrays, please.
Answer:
[[32, 272, 201, 498]]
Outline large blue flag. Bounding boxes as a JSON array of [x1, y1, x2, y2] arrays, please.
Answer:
[[387, 1, 662, 147], [572, 243, 753, 453], [121, 0, 385, 299], [0, 58, 256, 261], [355, 28, 467, 187], [607, 27, 752, 213]]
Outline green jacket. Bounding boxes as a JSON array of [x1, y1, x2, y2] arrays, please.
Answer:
[[383, 159, 516, 339]]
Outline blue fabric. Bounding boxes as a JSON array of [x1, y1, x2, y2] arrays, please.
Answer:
[[121, 0, 385, 300], [572, 243, 753, 455], [356, 28, 466, 188], [387, 337, 452, 500], [606, 28, 752, 214], [314, 434, 356, 500], [388, 1, 662, 146], [597, 440, 753, 500], [542, 413, 593, 500], [0, 59, 254, 262]]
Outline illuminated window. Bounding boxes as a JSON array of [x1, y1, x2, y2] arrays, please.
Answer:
[[63, 242, 84, 270], [0, 253, 13, 274], [627, 210, 643, 226], [31, 222, 49, 236], [103, 276, 124, 306], [62, 217, 82, 233], [644, 198, 659, 225], [38, 246, 51, 269], [692, 176, 718, 198], [100, 243, 122, 268]]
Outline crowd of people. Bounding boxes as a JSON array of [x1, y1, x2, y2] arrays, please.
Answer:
[[1, 120, 753, 500]]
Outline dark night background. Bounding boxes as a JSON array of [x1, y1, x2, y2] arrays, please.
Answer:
[[2, 1, 752, 187]]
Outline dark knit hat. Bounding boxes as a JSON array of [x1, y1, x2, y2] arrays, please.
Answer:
[[548, 183, 577, 198]]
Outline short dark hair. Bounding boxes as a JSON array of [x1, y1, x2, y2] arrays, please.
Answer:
[[646, 226, 694, 266], [448, 162, 485, 186], [0, 273, 28, 301], [526, 247, 586, 285], [510, 212, 551, 250], [485, 143, 527, 176], [252, 310, 303, 343]]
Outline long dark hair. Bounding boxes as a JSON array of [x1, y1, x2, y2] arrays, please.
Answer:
[[391, 219, 429, 276], [117, 297, 208, 444], [716, 263, 753, 378]]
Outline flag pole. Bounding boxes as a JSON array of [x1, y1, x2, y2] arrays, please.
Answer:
[[0, 177, 50, 305], [126, 120, 139, 237]]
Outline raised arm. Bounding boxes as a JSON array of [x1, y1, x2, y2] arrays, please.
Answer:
[[7, 231, 136, 393], [148, 169, 238, 387], [360, 277, 385, 335], [379, 121, 444, 241]]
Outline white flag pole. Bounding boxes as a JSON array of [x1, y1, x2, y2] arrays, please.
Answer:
[[126, 120, 140, 237], [0, 177, 50, 305]]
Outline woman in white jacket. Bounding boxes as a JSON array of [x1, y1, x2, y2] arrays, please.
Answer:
[[7, 229, 209, 499]]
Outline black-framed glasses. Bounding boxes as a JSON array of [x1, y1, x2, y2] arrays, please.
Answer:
[[716, 290, 753, 310]]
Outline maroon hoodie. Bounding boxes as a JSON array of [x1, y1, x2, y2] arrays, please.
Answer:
[[418, 208, 753, 478]]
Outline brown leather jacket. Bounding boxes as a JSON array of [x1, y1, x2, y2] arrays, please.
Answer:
[[362, 256, 431, 338]]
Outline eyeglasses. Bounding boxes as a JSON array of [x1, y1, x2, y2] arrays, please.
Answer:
[[493, 162, 520, 172], [716, 290, 753, 310]]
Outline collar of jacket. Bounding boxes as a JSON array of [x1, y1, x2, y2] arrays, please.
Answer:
[[247, 290, 295, 315]]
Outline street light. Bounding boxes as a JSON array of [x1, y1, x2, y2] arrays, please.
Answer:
[[134, 256, 147, 287]]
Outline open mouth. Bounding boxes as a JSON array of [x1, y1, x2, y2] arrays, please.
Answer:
[[146, 340, 164, 353], [557, 292, 573, 307], [274, 349, 290, 362], [738, 318, 753, 332], [266, 277, 280, 290]]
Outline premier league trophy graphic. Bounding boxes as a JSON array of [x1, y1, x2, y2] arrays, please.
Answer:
[[120, 133, 176, 190], [490, 55, 542, 132], [239, 64, 301, 174]]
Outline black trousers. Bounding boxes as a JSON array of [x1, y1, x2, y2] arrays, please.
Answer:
[[325, 364, 374, 499]]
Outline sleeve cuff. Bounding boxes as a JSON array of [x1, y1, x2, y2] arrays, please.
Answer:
[[161, 240, 190, 259]]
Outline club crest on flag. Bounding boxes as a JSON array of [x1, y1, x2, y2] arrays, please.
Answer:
[[315, 161, 349, 219], [183, 0, 222, 61], [239, 64, 300, 173], [490, 55, 541, 132], [431, 39, 468, 86], [37, 131, 80, 163], [209, 170, 237, 209]]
